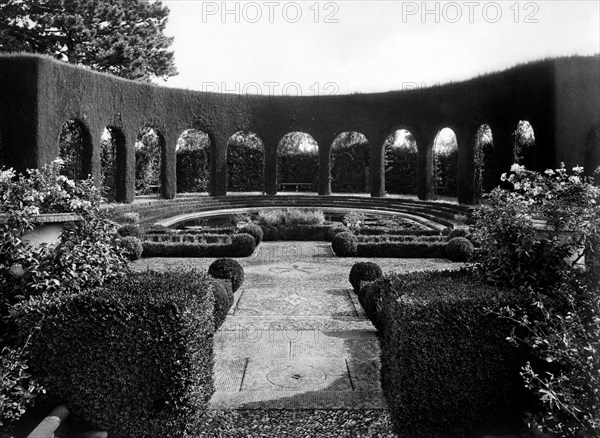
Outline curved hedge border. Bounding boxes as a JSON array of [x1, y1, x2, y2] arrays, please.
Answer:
[[371, 270, 532, 437], [10, 270, 215, 438], [142, 234, 255, 258]]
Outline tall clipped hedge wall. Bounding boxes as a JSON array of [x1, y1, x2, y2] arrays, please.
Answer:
[[385, 147, 418, 194], [373, 270, 532, 437], [177, 148, 210, 193], [227, 144, 264, 192], [434, 149, 458, 197], [331, 144, 370, 192], [278, 153, 319, 188]]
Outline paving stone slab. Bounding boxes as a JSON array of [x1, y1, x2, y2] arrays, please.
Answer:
[[214, 358, 247, 391], [220, 316, 375, 332], [241, 358, 351, 392]]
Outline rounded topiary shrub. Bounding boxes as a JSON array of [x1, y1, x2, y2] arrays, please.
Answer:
[[118, 224, 141, 238], [261, 224, 279, 241], [349, 262, 383, 293], [446, 227, 471, 241], [210, 279, 234, 329], [326, 224, 350, 241], [208, 258, 245, 292], [231, 233, 256, 257], [332, 232, 358, 257], [238, 223, 263, 245], [120, 236, 143, 260], [446, 237, 474, 262]]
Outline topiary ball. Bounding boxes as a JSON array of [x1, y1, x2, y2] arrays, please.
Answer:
[[326, 224, 351, 241], [332, 232, 358, 257], [120, 236, 143, 260], [446, 237, 474, 262], [261, 225, 279, 241], [231, 234, 256, 257], [446, 227, 471, 241], [118, 224, 142, 238], [349, 262, 383, 292], [210, 279, 234, 329], [238, 223, 263, 245], [208, 258, 245, 292]]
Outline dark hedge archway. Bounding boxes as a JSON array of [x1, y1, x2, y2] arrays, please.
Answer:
[[176, 129, 211, 193], [473, 124, 495, 198], [58, 119, 93, 181], [100, 127, 126, 202], [433, 128, 458, 198], [512, 120, 535, 168], [135, 126, 166, 197], [227, 131, 264, 193], [331, 132, 370, 193], [384, 129, 418, 195], [277, 132, 319, 192]]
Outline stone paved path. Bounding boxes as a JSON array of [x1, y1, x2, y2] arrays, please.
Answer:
[[133, 241, 459, 411]]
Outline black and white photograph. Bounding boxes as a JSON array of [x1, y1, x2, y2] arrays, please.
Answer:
[[0, 1, 599, 437]]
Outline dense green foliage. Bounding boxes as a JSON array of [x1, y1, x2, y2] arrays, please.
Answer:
[[385, 147, 417, 195], [141, 235, 255, 258], [227, 133, 264, 192], [349, 262, 382, 292], [374, 270, 531, 437], [356, 240, 447, 258], [9, 270, 215, 438], [445, 237, 474, 262], [238, 223, 263, 245], [331, 232, 358, 256], [209, 279, 233, 330], [0, 0, 177, 81], [208, 258, 245, 293], [118, 224, 142, 238], [331, 142, 370, 193], [120, 236, 143, 260]]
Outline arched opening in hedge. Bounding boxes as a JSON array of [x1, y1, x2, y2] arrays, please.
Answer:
[[330, 131, 370, 193], [135, 126, 166, 197], [512, 120, 535, 168], [384, 129, 418, 195], [277, 132, 319, 192], [474, 124, 495, 197], [176, 129, 211, 193], [226, 131, 264, 192], [58, 119, 93, 180], [433, 127, 458, 197], [100, 127, 126, 202]]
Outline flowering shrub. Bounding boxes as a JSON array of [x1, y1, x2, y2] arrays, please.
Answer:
[[475, 164, 600, 437], [475, 164, 600, 291], [343, 211, 365, 231], [1, 160, 130, 428]]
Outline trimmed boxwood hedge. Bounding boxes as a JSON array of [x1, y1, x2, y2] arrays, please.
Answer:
[[10, 270, 215, 438], [208, 258, 245, 293], [356, 227, 442, 236], [209, 278, 234, 329], [261, 224, 339, 242], [238, 223, 263, 245], [355, 241, 447, 258], [373, 270, 533, 437], [349, 261, 382, 292], [141, 234, 255, 258], [144, 233, 230, 244]]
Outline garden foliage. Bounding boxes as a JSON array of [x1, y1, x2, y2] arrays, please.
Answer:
[[208, 258, 245, 293]]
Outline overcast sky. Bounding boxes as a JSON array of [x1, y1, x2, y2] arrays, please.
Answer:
[[160, 1, 600, 95]]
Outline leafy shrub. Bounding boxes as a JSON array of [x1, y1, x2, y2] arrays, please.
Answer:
[[0, 345, 44, 430], [446, 227, 470, 240], [145, 233, 230, 244], [123, 212, 140, 224], [257, 208, 324, 227], [10, 270, 215, 438], [375, 270, 532, 437], [120, 236, 143, 261], [356, 227, 441, 236], [208, 258, 244, 293], [446, 237, 474, 262], [343, 211, 365, 231], [118, 224, 142, 238], [231, 234, 256, 257], [326, 224, 350, 241], [356, 241, 447, 258], [209, 279, 233, 329], [331, 232, 358, 256], [358, 280, 384, 330], [238, 224, 263, 245], [358, 235, 445, 243], [349, 262, 383, 292]]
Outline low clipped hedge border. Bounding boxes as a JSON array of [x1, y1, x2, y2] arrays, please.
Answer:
[[142, 234, 256, 258], [10, 270, 216, 438], [356, 241, 447, 258], [357, 235, 445, 243], [370, 270, 532, 437], [144, 233, 230, 244], [145, 227, 233, 235]]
